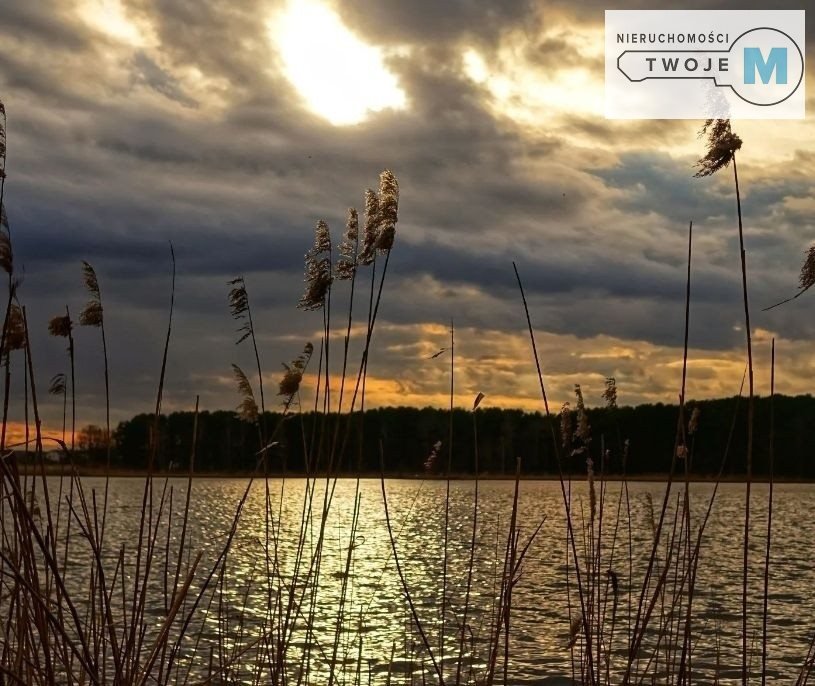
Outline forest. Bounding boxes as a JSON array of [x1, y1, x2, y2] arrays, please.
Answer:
[[67, 393, 815, 478]]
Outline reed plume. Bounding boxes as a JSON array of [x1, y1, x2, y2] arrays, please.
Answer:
[[227, 277, 253, 344], [79, 261, 103, 326], [374, 170, 398, 252], [336, 209, 359, 280], [764, 245, 815, 310], [574, 384, 591, 448], [423, 439, 442, 472], [298, 221, 333, 311], [278, 342, 314, 401], [602, 377, 618, 409], [0, 208, 11, 276], [694, 119, 743, 178], [232, 364, 259, 424], [3, 303, 26, 356], [277, 366, 301, 400], [802, 246, 815, 292], [586, 456, 597, 522], [358, 190, 379, 266], [688, 406, 700, 435], [48, 314, 72, 338], [560, 402, 572, 450], [48, 372, 66, 397]]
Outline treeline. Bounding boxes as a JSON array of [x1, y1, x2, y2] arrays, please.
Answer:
[[96, 394, 815, 478]]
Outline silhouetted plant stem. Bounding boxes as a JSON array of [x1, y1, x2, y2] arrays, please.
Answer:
[[441, 319, 453, 664], [124, 245, 175, 674], [761, 339, 775, 686], [732, 155, 755, 686], [97, 301, 112, 546], [679, 223, 695, 682], [513, 261, 595, 685], [349, 249, 391, 422], [328, 485, 361, 686], [0, 322, 11, 452], [455, 396, 481, 685], [379, 442, 444, 684], [21, 305, 58, 684], [0, 284, 17, 453], [624, 221, 692, 686], [0, 103, 12, 456], [502, 459, 521, 686], [61, 307, 77, 583]]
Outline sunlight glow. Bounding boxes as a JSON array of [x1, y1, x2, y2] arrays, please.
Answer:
[[77, 0, 147, 46], [269, 0, 406, 126], [462, 25, 605, 128]]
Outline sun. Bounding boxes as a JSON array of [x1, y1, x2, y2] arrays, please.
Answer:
[[268, 0, 406, 126]]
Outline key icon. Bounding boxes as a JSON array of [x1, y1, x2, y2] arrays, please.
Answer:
[[617, 28, 804, 107]]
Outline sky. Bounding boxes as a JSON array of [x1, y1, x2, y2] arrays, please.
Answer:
[[1, 0, 814, 437]]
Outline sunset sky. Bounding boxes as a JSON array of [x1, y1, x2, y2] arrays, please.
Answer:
[[1, 0, 814, 434]]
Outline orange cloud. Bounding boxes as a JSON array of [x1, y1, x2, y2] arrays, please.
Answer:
[[296, 322, 812, 411], [1, 422, 68, 451]]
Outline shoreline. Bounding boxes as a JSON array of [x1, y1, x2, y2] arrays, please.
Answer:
[[14, 466, 813, 483]]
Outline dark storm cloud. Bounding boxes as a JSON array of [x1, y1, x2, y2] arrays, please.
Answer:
[[523, 35, 604, 73], [0, 1, 87, 49], [335, 0, 537, 45], [596, 152, 731, 221], [126, 0, 277, 83], [557, 118, 688, 147], [130, 52, 198, 107]]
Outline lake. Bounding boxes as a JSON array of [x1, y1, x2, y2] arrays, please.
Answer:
[[34, 476, 815, 684]]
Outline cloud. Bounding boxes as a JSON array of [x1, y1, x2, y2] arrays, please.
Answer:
[[263, 322, 813, 412], [334, 0, 538, 46], [0, 0, 813, 429], [130, 52, 199, 107]]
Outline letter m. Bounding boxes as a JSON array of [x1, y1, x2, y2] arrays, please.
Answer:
[[744, 47, 787, 84]]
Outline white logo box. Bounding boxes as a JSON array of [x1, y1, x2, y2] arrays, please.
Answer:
[[605, 10, 805, 119]]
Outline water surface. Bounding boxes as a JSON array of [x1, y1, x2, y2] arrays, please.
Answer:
[[49, 477, 815, 684]]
